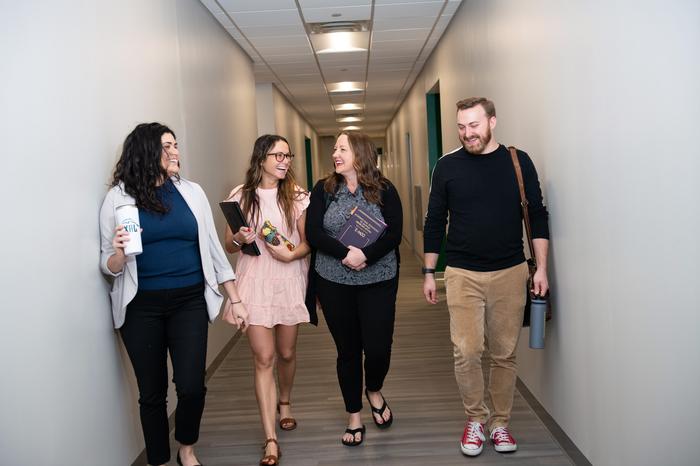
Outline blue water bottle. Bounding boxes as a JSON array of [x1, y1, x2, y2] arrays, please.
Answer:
[[529, 296, 547, 349]]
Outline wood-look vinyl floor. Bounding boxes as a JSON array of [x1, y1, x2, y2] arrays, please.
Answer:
[[174, 247, 573, 465]]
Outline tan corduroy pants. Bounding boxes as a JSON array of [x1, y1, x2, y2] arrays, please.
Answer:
[[444, 262, 529, 429]]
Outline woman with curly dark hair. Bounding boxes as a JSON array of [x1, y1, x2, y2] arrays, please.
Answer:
[[99, 122, 248, 466], [223, 134, 311, 466], [305, 132, 403, 447]]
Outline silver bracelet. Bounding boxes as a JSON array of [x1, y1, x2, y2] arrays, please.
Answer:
[[230, 299, 242, 305], [231, 237, 242, 248]]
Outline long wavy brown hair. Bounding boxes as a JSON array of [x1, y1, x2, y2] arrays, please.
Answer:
[[323, 131, 388, 204], [230, 134, 305, 233]]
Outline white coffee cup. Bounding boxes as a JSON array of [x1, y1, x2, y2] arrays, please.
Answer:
[[116, 204, 143, 256]]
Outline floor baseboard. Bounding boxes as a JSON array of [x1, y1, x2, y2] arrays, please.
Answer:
[[516, 378, 592, 466]]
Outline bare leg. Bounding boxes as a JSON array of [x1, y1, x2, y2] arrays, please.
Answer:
[[275, 324, 299, 423], [247, 326, 279, 463]]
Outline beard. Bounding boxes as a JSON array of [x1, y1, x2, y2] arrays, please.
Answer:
[[461, 126, 492, 154]]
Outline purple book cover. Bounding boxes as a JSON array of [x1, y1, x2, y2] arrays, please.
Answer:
[[337, 206, 387, 248]]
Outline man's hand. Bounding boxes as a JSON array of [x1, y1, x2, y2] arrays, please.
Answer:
[[531, 268, 549, 297], [423, 274, 438, 304]]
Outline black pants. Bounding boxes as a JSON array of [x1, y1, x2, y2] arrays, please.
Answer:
[[317, 274, 399, 413], [120, 283, 208, 466]]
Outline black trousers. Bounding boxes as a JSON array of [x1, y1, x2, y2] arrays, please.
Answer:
[[316, 274, 399, 413], [120, 283, 208, 466]]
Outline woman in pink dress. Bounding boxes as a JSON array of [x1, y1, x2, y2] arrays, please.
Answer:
[[223, 134, 310, 466]]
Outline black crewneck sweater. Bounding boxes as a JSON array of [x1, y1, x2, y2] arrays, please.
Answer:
[[423, 144, 549, 272]]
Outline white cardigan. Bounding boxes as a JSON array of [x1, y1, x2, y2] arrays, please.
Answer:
[[99, 178, 235, 328]]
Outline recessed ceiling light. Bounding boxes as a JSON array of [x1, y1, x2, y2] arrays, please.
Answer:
[[337, 115, 364, 123], [327, 81, 364, 94], [335, 103, 365, 112], [311, 31, 369, 54]]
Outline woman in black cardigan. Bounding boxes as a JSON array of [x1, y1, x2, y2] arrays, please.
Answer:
[[306, 131, 403, 446]]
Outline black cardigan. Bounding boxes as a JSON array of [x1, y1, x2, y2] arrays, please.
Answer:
[[304, 179, 403, 324]]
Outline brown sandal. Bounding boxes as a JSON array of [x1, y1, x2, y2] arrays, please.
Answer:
[[260, 438, 281, 466], [278, 401, 297, 431]]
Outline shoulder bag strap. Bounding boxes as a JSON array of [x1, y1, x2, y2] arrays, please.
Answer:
[[508, 146, 536, 268]]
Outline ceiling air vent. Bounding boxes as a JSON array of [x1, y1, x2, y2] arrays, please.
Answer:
[[308, 21, 370, 54], [308, 20, 370, 35]]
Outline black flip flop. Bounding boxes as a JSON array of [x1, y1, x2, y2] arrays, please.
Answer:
[[365, 388, 393, 429], [341, 425, 366, 446]]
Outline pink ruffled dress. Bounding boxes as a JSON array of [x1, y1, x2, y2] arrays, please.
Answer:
[[227, 185, 310, 328]]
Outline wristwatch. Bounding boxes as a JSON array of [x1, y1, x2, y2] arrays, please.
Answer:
[[421, 267, 436, 275]]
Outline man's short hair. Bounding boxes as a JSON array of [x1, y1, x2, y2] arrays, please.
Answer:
[[456, 97, 496, 118]]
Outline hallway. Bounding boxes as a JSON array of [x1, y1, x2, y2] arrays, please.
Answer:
[[3, 1, 699, 465], [184, 247, 574, 466]]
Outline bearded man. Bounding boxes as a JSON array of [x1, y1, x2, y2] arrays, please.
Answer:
[[422, 97, 550, 457]]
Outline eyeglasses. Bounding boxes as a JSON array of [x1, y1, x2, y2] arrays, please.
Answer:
[[267, 152, 295, 162]]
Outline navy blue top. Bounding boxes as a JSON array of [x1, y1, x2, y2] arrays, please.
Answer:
[[136, 179, 204, 290]]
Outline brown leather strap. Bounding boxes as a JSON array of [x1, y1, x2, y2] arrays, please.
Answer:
[[262, 438, 279, 449], [508, 146, 536, 269]]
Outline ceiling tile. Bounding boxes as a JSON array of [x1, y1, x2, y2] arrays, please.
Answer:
[[299, 0, 370, 8], [374, 16, 436, 29], [200, 0, 463, 137], [301, 5, 372, 22], [227, 9, 300, 28], [254, 44, 312, 55], [373, 28, 430, 43], [216, 0, 295, 12], [264, 54, 317, 65], [317, 52, 368, 66], [374, 2, 444, 20], [247, 35, 310, 48], [372, 39, 425, 51], [239, 24, 307, 36]]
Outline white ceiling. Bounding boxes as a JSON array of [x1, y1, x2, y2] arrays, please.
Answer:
[[201, 0, 462, 137]]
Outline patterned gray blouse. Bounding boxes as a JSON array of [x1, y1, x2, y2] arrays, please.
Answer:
[[315, 184, 398, 285]]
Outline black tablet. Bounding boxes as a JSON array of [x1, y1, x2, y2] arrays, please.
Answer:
[[219, 201, 261, 256]]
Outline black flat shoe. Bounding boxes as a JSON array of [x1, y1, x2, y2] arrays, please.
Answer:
[[177, 450, 203, 466], [341, 425, 366, 446], [365, 388, 393, 429]]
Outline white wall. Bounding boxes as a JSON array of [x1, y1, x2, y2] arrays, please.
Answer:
[[0, 1, 257, 464], [387, 1, 700, 465], [253, 83, 321, 189], [256, 83, 276, 136], [318, 135, 337, 178]]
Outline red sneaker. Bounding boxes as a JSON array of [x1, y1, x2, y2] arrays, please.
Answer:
[[490, 426, 518, 452], [460, 421, 485, 456]]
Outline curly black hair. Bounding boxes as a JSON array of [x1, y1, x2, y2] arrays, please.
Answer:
[[111, 122, 178, 213]]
